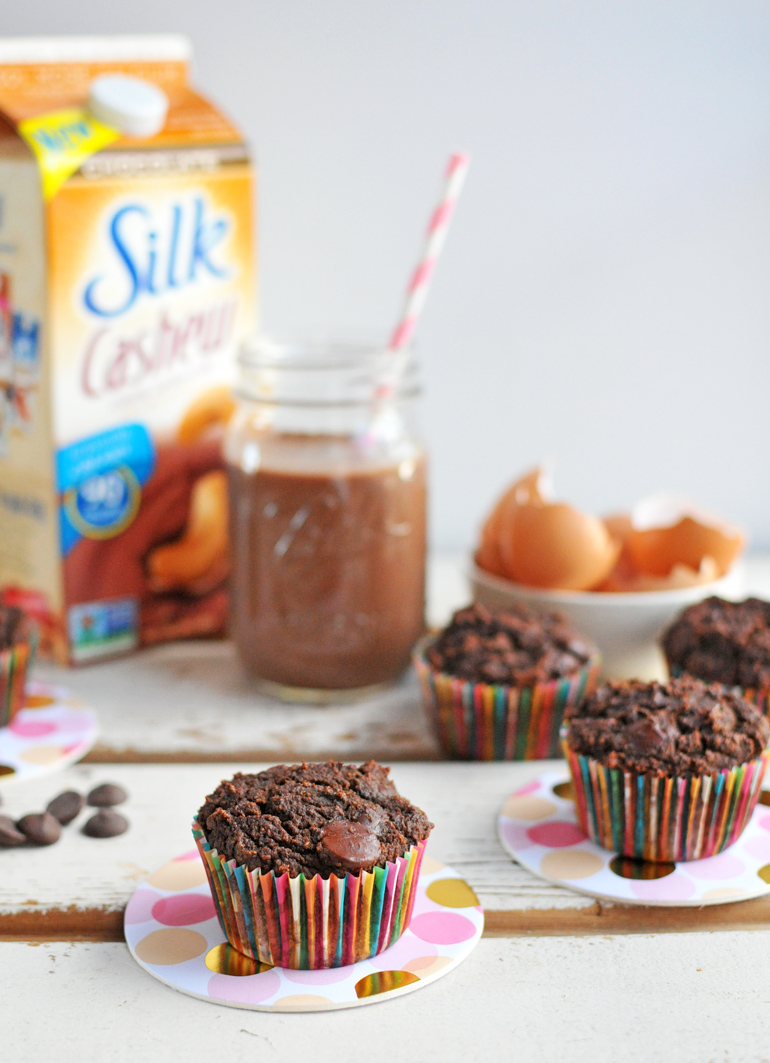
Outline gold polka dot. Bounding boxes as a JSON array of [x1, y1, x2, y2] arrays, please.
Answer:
[[702, 888, 750, 901], [0, 765, 16, 777], [425, 878, 479, 909], [609, 855, 675, 880], [135, 928, 208, 965], [553, 780, 574, 800], [273, 995, 335, 1011], [146, 859, 207, 891], [757, 864, 770, 885], [402, 956, 453, 978], [205, 943, 271, 976], [758, 791, 770, 808], [501, 795, 557, 821], [19, 745, 65, 765], [541, 850, 605, 881], [355, 970, 420, 998], [420, 855, 446, 875], [23, 694, 56, 709]]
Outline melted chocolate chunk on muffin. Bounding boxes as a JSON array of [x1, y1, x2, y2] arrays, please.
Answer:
[[663, 597, 770, 691], [565, 675, 770, 776], [0, 604, 30, 651], [198, 761, 433, 878], [427, 602, 596, 686]]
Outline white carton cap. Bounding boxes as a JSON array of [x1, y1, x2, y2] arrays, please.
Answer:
[[88, 74, 169, 137]]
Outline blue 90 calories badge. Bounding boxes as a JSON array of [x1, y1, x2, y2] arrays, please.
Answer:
[[64, 465, 141, 539], [57, 424, 156, 552]]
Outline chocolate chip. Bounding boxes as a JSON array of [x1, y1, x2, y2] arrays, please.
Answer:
[[17, 812, 61, 846], [46, 790, 84, 825], [87, 783, 128, 807], [83, 809, 129, 838], [319, 819, 381, 872], [0, 814, 26, 847]]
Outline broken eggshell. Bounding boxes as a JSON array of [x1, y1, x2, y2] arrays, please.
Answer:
[[625, 494, 745, 580], [484, 466, 620, 592]]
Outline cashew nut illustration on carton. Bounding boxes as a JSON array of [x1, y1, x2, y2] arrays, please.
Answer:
[[146, 470, 229, 593], [145, 388, 236, 594], [176, 386, 237, 446]]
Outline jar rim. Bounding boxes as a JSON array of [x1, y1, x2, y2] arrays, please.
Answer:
[[237, 336, 421, 404]]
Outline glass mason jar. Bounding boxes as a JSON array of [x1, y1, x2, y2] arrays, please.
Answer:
[[224, 339, 427, 702]]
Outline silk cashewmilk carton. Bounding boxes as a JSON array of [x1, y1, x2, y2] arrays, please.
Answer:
[[0, 36, 257, 662]]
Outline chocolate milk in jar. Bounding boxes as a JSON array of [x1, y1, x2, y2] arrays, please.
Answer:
[[225, 341, 426, 700], [0, 36, 257, 662]]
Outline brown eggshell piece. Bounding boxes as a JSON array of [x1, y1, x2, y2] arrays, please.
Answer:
[[626, 517, 744, 579], [595, 557, 719, 593], [501, 501, 620, 591], [476, 467, 549, 579]]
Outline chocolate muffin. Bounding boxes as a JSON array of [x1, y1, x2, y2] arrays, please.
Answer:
[[663, 597, 770, 692], [415, 603, 600, 759], [563, 676, 770, 861], [194, 761, 433, 969], [426, 603, 597, 687], [198, 760, 432, 878], [565, 675, 770, 777]]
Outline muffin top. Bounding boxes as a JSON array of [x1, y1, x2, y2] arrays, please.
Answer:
[[197, 761, 433, 878], [0, 605, 31, 652], [565, 675, 770, 776], [663, 597, 770, 691], [425, 602, 597, 686]]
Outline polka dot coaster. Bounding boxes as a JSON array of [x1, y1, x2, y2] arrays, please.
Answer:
[[0, 680, 97, 785], [498, 770, 770, 907], [125, 852, 484, 1011]]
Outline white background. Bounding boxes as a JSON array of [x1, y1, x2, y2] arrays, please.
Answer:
[[4, 2, 770, 551]]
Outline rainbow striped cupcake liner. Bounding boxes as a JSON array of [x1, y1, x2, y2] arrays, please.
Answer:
[[413, 641, 601, 760], [0, 636, 35, 728], [563, 743, 770, 862], [668, 666, 770, 720], [192, 820, 426, 969]]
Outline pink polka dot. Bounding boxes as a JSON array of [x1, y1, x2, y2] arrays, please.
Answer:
[[630, 873, 697, 902], [409, 912, 476, 945], [208, 968, 281, 1004], [175, 849, 201, 861], [759, 814, 770, 833], [9, 719, 57, 738], [125, 888, 165, 925], [500, 820, 535, 852], [282, 964, 355, 985], [152, 894, 217, 926], [527, 821, 587, 848], [740, 834, 770, 862], [368, 935, 437, 971], [513, 780, 540, 796], [685, 850, 745, 880]]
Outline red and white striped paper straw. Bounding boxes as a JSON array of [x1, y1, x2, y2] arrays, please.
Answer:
[[388, 152, 470, 353]]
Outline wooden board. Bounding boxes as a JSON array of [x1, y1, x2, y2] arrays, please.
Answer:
[[2, 760, 770, 941]]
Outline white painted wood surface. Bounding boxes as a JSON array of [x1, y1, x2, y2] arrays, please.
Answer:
[[31, 554, 770, 761], [0, 760, 595, 920], [32, 555, 470, 761], [7, 932, 770, 1063]]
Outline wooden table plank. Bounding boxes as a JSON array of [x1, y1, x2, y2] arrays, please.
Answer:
[[32, 555, 471, 763], [6, 932, 770, 1063], [2, 761, 770, 941], [31, 554, 770, 763]]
